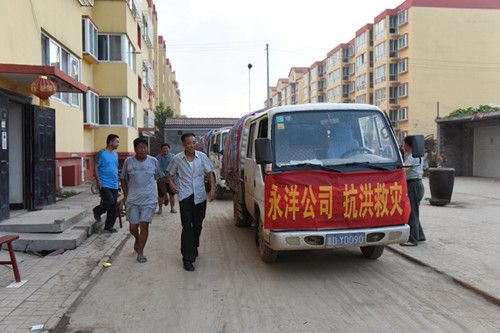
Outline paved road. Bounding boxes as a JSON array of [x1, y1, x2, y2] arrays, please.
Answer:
[[63, 199, 500, 333]]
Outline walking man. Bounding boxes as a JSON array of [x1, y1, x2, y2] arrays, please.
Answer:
[[93, 134, 120, 233], [121, 137, 164, 263], [156, 143, 177, 214], [168, 133, 215, 271]]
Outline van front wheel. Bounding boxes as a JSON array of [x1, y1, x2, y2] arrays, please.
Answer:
[[257, 216, 278, 263], [360, 245, 384, 259]]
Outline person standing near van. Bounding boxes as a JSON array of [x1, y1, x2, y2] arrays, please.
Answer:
[[121, 137, 164, 263], [156, 143, 177, 214], [401, 136, 426, 246], [167, 133, 215, 272], [93, 134, 120, 233]]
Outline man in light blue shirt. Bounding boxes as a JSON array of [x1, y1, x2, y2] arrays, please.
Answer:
[[168, 133, 215, 271]]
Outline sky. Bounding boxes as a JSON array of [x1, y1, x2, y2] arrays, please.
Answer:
[[155, 0, 404, 118]]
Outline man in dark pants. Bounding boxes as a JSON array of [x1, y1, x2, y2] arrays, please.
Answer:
[[93, 134, 120, 233], [168, 133, 215, 271]]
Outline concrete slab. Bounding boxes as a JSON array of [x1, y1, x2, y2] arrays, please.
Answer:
[[0, 208, 86, 233], [0, 228, 88, 252]]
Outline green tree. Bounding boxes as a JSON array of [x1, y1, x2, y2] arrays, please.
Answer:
[[155, 102, 174, 138]]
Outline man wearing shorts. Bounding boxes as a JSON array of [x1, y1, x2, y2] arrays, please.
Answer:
[[121, 137, 164, 263], [156, 143, 177, 214]]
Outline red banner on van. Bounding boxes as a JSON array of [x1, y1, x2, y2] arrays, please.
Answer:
[[264, 169, 410, 230]]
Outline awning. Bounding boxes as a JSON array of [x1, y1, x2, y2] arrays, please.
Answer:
[[0, 64, 88, 93]]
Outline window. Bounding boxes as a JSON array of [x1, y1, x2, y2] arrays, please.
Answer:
[[355, 94, 367, 104], [399, 34, 408, 49], [310, 67, 318, 80], [355, 74, 366, 91], [142, 61, 154, 91], [374, 18, 386, 41], [342, 84, 349, 97], [374, 88, 386, 106], [327, 89, 334, 102], [390, 16, 398, 33], [398, 83, 408, 97], [348, 63, 355, 76], [389, 40, 398, 58], [98, 34, 136, 71], [356, 53, 366, 70], [356, 32, 367, 52], [98, 97, 136, 127], [142, 12, 154, 48], [327, 72, 334, 85], [332, 51, 341, 67], [258, 118, 268, 138], [247, 123, 256, 158], [389, 87, 398, 104], [390, 109, 398, 122], [374, 42, 386, 63], [333, 85, 341, 100], [399, 58, 408, 73], [398, 9, 408, 26], [333, 68, 341, 83], [303, 87, 308, 100], [327, 56, 334, 70], [82, 18, 98, 59], [390, 63, 398, 81], [342, 66, 349, 80], [374, 65, 386, 85], [84, 91, 99, 124], [399, 107, 408, 120], [41, 35, 82, 108], [310, 82, 317, 92], [348, 82, 355, 94], [138, 77, 142, 100]]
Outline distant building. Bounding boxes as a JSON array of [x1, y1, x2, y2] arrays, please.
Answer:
[[266, 0, 500, 140], [164, 118, 238, 154]]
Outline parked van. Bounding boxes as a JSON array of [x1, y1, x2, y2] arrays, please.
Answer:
[[223, 103, 423, 262], [199, 127, 231, 198]]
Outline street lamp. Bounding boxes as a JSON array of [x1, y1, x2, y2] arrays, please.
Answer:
[[247, 63, 252, 112]]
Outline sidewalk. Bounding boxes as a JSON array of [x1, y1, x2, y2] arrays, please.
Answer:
[[0, 186, 129, 332], [387, 176, 500, 304]]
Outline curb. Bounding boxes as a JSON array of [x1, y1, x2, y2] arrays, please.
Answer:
[[46, 231, 131, 333], [386, 245, 500, 307]]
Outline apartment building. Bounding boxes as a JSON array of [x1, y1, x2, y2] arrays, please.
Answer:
[[0, 0, 181, 221], [267, 0, 500, 139]]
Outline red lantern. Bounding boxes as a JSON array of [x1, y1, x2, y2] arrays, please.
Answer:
[[30, 76, 57, 107]]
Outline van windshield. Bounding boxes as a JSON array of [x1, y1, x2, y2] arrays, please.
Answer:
[[273, 110, 399, 167]]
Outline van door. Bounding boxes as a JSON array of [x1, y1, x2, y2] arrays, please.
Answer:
[[244, 123, 257, 216], [254, 118, 268, 220]]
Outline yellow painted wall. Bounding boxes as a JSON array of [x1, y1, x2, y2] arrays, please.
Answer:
[[409, 7, 500, 136], [94, 126, 137, 153], [52, 100, 84, 152], [0, 0, 81, 65], [93, 63, 137, 99]]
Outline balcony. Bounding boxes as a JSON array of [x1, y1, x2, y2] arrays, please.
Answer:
[[78, 0, 94, 6]]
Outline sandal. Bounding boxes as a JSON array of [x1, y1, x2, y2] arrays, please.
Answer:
[[137, 253, 147, 263]]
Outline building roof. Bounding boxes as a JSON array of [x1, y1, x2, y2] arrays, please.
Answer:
[[436, 111, 500, 124], [165, 117, 239, 127]]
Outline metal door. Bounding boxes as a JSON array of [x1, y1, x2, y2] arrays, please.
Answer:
[[0, 106, 8, 220]]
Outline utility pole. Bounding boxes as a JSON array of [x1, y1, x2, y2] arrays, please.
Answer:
[[247, 63, 252, 112], [266, 43, 270, 108]]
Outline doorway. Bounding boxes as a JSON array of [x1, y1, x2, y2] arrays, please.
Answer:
[[8, 102, 24, 208]]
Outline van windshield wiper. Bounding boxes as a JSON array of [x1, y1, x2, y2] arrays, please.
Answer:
[[282, 163, 342, 173], [327, 162, 392, 171]]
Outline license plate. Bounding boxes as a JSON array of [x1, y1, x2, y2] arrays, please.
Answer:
[[326, 232, 365, 248]]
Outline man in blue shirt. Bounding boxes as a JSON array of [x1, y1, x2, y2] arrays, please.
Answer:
[[156, 143, 176, 214], [168, 133, 215, 271], [93, 134, 120, 233]]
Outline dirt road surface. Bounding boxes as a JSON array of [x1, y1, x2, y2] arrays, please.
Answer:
[[62, 199, 500, 333]]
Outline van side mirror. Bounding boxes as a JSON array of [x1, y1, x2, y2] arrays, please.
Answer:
[[255, 138, 272, 165], [409, 135, 424, 158], [212, 143, 220, 153]]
